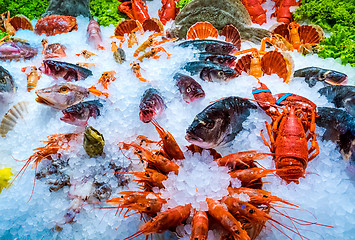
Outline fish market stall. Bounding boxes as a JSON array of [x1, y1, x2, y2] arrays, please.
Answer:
[[0, 0, 354, 239]]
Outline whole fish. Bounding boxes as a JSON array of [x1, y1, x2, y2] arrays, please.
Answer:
[[83, 126, 105, 158], [0, 41, 38, 61], [178, 39, 238, 55], [318, 85, 355, 116], [139, 88, 166, 123], [174, 73, 205, 103], [86, 20, 103, 50], [39, 60, 93, 81], [0, 66, 16, 96], [316, 107, 355, 176], [113, 48, 126, 64], [61, 100, 103, 126], [35, 83, 89, 110], [185, 96, 257, 148], [183, 61, 237, 82], [170, 0, 270, 43], [196, 52, 237, 67], [294, 67, 348, 87]]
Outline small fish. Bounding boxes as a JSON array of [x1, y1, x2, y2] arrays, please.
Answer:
[[196, 52, 237, 67], [61, 100, 103, 126], [35, 83, 89, 110], [318, 85, 355, 116], [0, 66, 16, 96], [174, 73, 205, 103], [113, 47, 126, 64], [294, 67, 348, 87], [185, 96, 257, 148], [40, 60, 93, 81], [86, 19, 103, 50], [316, 107, 355, 176], [178, 39, 238, 54], [83, 126, 105, 158], [139, 88, 166, 123], [183, 61, 237, 82]]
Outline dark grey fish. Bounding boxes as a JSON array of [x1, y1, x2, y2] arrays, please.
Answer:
[[174, 73, 205, 103], [170, 0, 270, 43], [40, 60, 93, 81], [183, 61, 237, 82], [178, 40, 239, 54], [196, 52, 237, 67], [139, 88, 166, 123], [0, 66, 16, 94], [316, 107, 355, 176], [294, 67, 348, 87], [43, 0, 92, 18], [61, 100, 103, 126], [318, 85, 355, 116], [113, 48, 126, 64], [185, 96, 257, 148]]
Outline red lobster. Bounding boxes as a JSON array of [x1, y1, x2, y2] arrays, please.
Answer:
[[271, 0, 300, 24], [158, 0, 178, 25], [252, 81, 319, 183], [241, 0, 267, 25], [118, 0, 150, 23]]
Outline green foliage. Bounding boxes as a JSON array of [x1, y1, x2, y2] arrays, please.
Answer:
[[0, 31, 8, 40], [295, 0, 355, 66], [177, 0, 193, 9], [0, 0, 49, 20], [89, 0, 126, 27]]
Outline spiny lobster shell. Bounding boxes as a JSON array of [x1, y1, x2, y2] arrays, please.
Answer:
[[186, 22, 219, 40], [142, 18, 164, 33], [35, 15, 78, 36], [114, 19, 139, 37], [221, 24, 241, 50], [9, 15, 33, 31]]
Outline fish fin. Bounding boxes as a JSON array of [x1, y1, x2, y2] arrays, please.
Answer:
[[221, 24, 241, 50], [142, 18, 164, 33], [186, 22, 218, 40], [0, 101, 29, 137], [114, 19, 140, 37]]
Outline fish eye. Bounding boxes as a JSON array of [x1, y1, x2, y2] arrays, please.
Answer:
[[55, 65, 60, 71], [186, 87, 191, 93], [206, 122, 214, 129], [59, 86, 69, 93], [217, 71, 225, 77]]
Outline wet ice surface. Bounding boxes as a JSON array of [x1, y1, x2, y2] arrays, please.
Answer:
[[0, 0, 355, 239]]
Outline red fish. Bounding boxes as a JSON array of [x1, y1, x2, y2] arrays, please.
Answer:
[[139, 88, 166, 123]]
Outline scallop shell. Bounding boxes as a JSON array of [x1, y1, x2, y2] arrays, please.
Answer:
[[9, 15, 33, 31], [270, 23, 290, 41], [186, 22, 218, 40], [234, 54, 252, 75], [114, 19, 139, 37], [221, 24, 241, 50], [0, 101, 29, 137], [143, 18, 164, 33], [299, 25, 324, 44], [261, 51, 290, 83]]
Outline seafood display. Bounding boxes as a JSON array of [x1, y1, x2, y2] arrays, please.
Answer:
[[0, 0, 354, 240]]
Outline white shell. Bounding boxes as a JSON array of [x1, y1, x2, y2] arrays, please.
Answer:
[[0, 101, 29, 137]]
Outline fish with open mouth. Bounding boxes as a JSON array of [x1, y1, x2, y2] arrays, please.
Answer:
[[139, 88, 166, 123], [39, 60, 93, 81], [318, 85, 355, 116], [61, 100, 103, 126], [185, 96, 257, 148], [294, 67, 348, 87], [35, 83, 89, 110], [183, 61, 237, 82], [174, 73, 205, 103]]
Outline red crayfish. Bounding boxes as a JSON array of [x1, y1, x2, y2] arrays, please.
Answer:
[[158, 0, 178, 25], [118, 0, 150, 23], [252, 81, 319, 183], [241, 0, 267, 25], [271, 0, 300, 24]]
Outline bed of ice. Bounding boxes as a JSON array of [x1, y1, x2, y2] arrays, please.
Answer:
[[0, 0, 354, 239]]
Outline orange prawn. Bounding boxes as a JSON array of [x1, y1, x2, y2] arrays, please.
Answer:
[[133, 32, 165, 57], [125, 204, 191, 240], [136, 46, 171, 62], [216, 150, 271, 170], [131, 61, 149, 82], [229, 168, 276, 187], [117, 168, 167, 189], [97, 71, 116, 89], [191, 210, 209, 240]]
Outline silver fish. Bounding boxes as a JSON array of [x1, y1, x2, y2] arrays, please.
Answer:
[[183, 61, 237, 82], [185, 96, 257, 148], [35, 83, 89, 110], [0, 66, 16, 101], [294, 67, 348, 87]]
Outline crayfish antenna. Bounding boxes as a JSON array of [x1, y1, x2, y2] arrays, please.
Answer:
[[124, 230, 144, 240]]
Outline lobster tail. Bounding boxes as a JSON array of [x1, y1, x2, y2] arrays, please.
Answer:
[[186, 22, 219, 40], [142, 18, 164, 33], [221, 24, 241, 50], [261, 51, 290, 83], [234, 54, 252, 75], [114, 19, 140, 37], [275, 158, 307, 184]]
